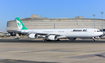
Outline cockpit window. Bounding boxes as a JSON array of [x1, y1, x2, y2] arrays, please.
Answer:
[[97, 30, 101, 32]]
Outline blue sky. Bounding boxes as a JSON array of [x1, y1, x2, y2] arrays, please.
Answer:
[[0, 0, 105, 31]]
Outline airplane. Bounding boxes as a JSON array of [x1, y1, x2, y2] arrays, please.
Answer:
[[0, 31, 10, 37], [11, 17, 103, 41]]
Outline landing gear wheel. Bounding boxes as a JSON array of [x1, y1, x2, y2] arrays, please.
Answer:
[[43, 39, 47, 42], [56, 39, 60, 41]]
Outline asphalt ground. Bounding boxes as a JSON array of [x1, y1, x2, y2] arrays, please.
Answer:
[[0, 39, 105, 63]]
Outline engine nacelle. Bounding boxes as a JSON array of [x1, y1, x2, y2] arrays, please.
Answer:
[[28, 34, 37, 39], [48, 35, 57, 40]]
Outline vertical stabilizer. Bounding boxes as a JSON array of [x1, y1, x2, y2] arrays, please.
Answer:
[[16, 17, 28, 30]]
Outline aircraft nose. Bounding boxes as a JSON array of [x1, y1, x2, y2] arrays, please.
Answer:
[[100, 32, 103, 35], [97, 32, 103, 36]]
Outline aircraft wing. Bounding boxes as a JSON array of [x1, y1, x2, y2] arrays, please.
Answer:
[[28, 32, 61, 36], [7, 30, 64, 39]]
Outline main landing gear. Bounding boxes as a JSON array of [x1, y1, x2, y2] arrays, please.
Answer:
[[43, 37, 48, 41]]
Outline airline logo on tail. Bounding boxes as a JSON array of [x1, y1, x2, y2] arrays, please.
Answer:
[[16, 20, 23, 30], [16, 17, 28, 30]]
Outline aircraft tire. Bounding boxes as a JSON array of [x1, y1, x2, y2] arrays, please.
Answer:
[[56, 39, 60, 41]]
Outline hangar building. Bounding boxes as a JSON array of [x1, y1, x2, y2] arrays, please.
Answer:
[[6, 15, 105, 30]]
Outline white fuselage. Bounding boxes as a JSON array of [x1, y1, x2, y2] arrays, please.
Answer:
[[19, 28, 103, 38]]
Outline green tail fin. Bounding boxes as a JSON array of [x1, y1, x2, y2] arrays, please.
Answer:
[[16, 17, 28, 30]]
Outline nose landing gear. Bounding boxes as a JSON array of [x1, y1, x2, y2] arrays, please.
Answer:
[[92, 37, 95, 41]]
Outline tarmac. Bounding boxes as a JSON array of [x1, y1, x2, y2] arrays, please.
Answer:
[[0, 39, 105, 63]]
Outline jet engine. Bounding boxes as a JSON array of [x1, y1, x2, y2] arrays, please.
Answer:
[[28, 34, 38, 39], [48, 35, 57, 40]]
